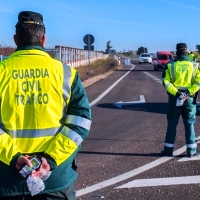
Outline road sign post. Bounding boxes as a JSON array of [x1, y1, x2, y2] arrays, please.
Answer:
[[83, 34, 95, 77]]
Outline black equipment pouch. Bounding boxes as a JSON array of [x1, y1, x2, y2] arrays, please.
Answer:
[[193, 91, 199, 105]]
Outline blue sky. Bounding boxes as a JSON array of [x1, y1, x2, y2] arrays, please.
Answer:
[[0, 0, 200, 53]]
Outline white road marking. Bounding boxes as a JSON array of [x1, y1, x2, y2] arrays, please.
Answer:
[[89, 65, 135, 106], [178, 155, 200, 162], [116, 175, 200, 188], [78, 70, 200, 196], [143, 72, 162, 84], [76, 139, 200, 197], [114, 95, 145, 108]]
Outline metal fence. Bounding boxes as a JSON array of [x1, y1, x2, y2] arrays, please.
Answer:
[[0, 46, 109, 68], [55, 46, 108, 68], [0, 55, 8, 61]]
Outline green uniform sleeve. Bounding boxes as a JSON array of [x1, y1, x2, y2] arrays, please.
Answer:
[[66, 72, 92, 140], [162, 63, 178, 96], [44, 71, 91, 166]]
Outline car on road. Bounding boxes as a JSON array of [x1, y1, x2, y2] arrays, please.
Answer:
[[139, 53, 152, 64], [153, 51, 174, 71]]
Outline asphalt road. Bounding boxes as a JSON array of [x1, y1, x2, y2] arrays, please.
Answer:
[[74, 59, 200, 200]]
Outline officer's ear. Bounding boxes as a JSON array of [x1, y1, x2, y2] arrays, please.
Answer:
[[13, 34, 18, 46], [41, 34, 46, 47]]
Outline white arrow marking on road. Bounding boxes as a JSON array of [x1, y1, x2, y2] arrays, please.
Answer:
[[114, 95, 145, 108], [116, 175, 200, 188], [177, 140, 200, 162], [178, 152, 200, 162], [178, 155, 200, 162]]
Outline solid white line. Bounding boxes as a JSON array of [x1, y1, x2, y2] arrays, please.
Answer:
[[116, 175, 200, 188], [89, 65, 134, 106]]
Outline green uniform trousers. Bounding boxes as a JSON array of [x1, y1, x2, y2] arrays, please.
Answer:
[[1, 183, 76, 200], [164, 95, 197, 155]]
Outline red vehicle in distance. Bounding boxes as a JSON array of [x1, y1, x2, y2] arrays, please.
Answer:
[[153, 51, 174, 71]]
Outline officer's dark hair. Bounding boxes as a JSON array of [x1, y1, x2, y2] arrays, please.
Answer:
[[15, 24, 45, 46], [15, 11, 45, 46], [176, 43, 188, 56], [176, 49, 188, 56]]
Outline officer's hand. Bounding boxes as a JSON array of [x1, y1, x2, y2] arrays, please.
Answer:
[[16, 155, 32, 170], [182, 95, 188, 101], [182, 92, 189, 101], [180, 92, 189, 101], [31, 157, 51, 179]]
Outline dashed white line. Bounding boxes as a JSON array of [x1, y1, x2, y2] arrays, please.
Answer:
[[143, 72, 162, 84]]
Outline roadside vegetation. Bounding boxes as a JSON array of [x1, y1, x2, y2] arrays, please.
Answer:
[[75, 56, 121, 82], [0, 45, 15, 55]]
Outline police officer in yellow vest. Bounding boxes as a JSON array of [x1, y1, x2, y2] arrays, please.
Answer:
[[188, 51, 196, 61], [0, 11, 92, 199], [161, 43, 200, 157]]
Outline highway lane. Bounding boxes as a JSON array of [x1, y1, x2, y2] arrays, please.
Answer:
[[75, 61, 200, 200]]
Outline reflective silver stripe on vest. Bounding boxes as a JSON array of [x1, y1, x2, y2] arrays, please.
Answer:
[[164, 142, 174, 148], [0, 128, 5, 135], [62, 64, 71, 102], [60, 126, 83, 146], [65, 115, 91, 130], [191, 63, 197, 83], [169, 62, 175, 83], [175, 86, 189, 90], [195, 81, 200, 87], [165, 82, 171, 90], [5, 127, 60, 138], [186, 143, 197, 148]]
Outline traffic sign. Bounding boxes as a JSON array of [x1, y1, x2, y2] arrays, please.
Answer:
[[84, 45, 94, 51], [83, 34, 94, 46]]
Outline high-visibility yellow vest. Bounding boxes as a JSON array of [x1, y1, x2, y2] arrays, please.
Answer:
[[0, 49, 91, 166], [188, 53, 196, 61], [163, 60, 200, 96]]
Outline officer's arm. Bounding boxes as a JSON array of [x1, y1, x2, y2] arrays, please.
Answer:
[[65, 72, 91, 140], [187, 63, 200, 95], [162, 63, 179, 96], [0, 132, 22, 166], [162, 64, 168, 86], [44, 71, 91, 168]]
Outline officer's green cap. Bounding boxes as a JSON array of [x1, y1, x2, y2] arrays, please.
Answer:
[[176, 43, 187, 50], [16, 11, 45, 27]]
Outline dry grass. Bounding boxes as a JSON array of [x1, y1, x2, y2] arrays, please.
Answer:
[[75, 56, 122, 82]]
